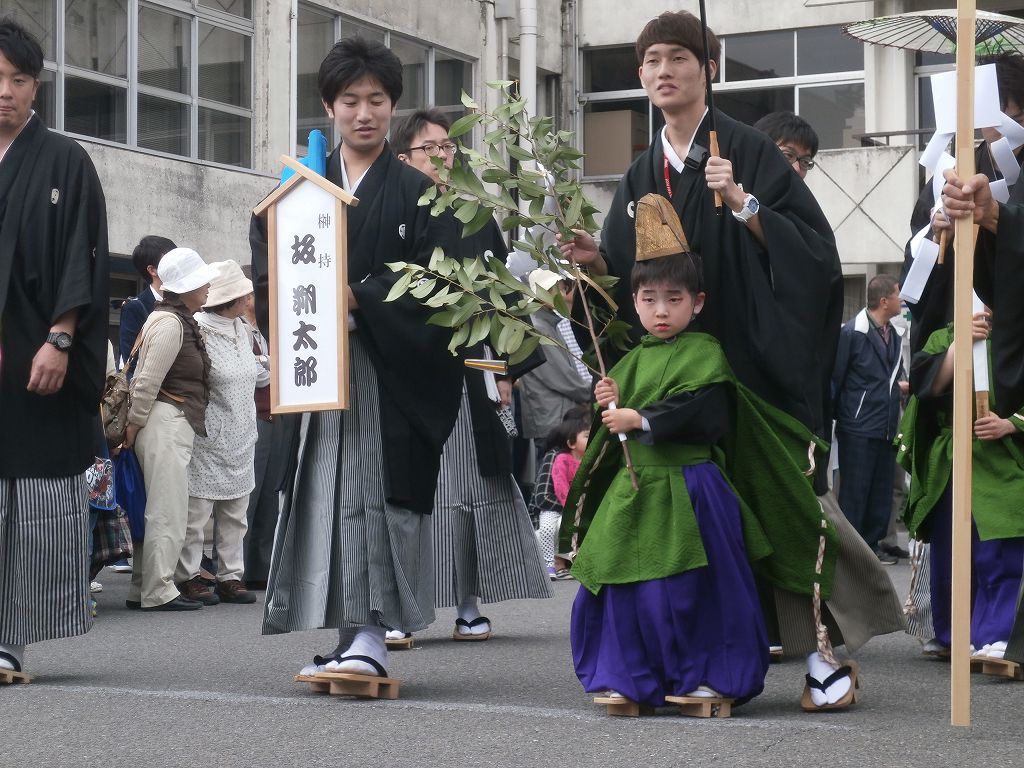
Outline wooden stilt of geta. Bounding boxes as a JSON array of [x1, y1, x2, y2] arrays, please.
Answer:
[[950, 0, 978, 729], [970, 656, 1024, 680], [0, 668, 32, 685], [306, 671, 401, 700], [664, 695, 734, 718], [592, 695, 653, 717]]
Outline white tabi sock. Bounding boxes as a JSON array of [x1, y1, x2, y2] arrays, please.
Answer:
[[456, 595, 489, 635], [297, 627, 358, 676], [806, 651, 851, 707], [984, 641, 1008, 659], [0, 643, 25, 672], [327, 625, 387, 676]]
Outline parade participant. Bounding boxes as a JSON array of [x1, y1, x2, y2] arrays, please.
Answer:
[[255, 38, 462, 682], [558, 10, 903, 711], [123, 248, 214, 612], [0, 17, 109, 681], [389, 109, 550, 645], [562, 195, 833, 712], [896, 311, 1024, 658], [176, 260, 267, 607], [753, 111, 818, 180], [903, 52, 1024, 355]]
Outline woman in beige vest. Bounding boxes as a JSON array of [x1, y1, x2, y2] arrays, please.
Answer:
[[123, 248, 214, 611]]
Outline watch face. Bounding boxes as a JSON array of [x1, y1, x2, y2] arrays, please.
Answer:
[[50, 332, 73, 350], [747, 196, 759, 214]]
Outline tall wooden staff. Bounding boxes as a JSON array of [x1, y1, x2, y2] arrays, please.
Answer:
[[697, 0, 722, 213], [950, 0, 977, 728]]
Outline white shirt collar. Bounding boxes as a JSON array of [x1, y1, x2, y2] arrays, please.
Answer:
[[660, 108, 709, 173], [150, 285, 163, 301], [337, 150, 369, 193]]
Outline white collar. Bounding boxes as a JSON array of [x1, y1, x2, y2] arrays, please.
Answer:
[[150, 285, 163, 301], [0, 110, 35, 165], [660, 108, 709, 173], [338, 151, 369, 193]]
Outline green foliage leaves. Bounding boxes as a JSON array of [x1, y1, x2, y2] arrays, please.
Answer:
[[384, 81, 624, 378]]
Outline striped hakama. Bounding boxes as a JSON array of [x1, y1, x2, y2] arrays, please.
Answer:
[[262, 335, 435, 635], [0, 475, 92, 645], [905, 540, 935, 639], [433, 388, 551, 608]]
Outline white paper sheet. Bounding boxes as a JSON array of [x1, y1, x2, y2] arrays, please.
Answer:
[[998, 112, 1024, 150], [930, 65, 1002, 134], [973, 291, 990, 394], [989, 136, 1021, 186], [900, 231, 939, 304], [991, 178, 1010, 203]]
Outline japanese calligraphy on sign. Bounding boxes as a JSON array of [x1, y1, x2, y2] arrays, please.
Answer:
[[253, 156, 358, 413]]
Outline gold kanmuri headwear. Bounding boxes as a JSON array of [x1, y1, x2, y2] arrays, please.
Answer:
[[635, 193, 690, 262]]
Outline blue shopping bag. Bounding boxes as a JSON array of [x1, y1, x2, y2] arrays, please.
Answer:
[[113, 449, 146, 540]]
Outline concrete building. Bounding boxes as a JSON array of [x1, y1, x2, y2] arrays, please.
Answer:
[[4, 0, 1015, 327]]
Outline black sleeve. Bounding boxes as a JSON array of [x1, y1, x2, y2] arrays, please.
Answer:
[[249, 210, 271, 341], [909, 346, 949, 401], [636, 384, 731, 445]]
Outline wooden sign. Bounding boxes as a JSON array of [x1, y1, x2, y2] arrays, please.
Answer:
[[253, 155, 358, 413]]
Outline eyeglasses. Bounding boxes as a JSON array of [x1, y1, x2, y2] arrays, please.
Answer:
[[408, 141, 458, 157], [780, 147, 816, 171]]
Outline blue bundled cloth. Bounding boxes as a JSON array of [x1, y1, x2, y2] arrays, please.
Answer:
[[280, 130, 328, 183], [114, 449, 147, 540]]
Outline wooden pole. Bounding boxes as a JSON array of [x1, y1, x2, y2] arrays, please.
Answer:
[[950, 0, 977, 729]]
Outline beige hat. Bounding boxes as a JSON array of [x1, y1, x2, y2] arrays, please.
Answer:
[[635, 193, 690, 261], [158, 248, 216, 294], [203, 260, 253, 308]]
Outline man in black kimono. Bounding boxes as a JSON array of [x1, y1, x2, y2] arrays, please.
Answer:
[[0, 18, 109, 680], [563, 11, 904, 711], [252, 38, 463, 684]]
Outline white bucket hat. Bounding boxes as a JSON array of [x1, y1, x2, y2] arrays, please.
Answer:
[[158, 248, 216, 294], [203, 260, 253, 308]]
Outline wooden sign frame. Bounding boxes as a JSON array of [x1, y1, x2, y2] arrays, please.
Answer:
[[253, 155, 359, 414]]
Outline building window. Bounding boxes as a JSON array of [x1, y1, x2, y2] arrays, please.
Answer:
[[5, 0, 253, 168], [580, 26, 865, 178], [295, 4, 475, 150]]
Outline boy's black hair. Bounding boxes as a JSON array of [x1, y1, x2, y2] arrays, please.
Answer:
[[753, 111, 819, 157], [318, 36, 403, 107], [631, 252, 704, 296], [979, 52, 1024, 112], [635, 11, 719, 67], [0, 17, 44, 78], [391, 108, 451, 155], [131, 235, 177, 284], [545, 404, 592, 454]]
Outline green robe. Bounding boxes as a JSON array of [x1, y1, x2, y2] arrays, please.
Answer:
[[895, 326, 1024, 542], [559, 332, 836, 598]]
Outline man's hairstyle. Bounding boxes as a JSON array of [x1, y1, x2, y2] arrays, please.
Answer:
[[753, 111, 819, 156], [867, 274, 899, 309], [132, 235, 177, 284], [631, 251, 704, 295], [318, 36, 403, 107], [979, 52, 1024, 112], [635, 11, 719, 67], [391, 108, 452, 155], [0, 17, 44, 78]]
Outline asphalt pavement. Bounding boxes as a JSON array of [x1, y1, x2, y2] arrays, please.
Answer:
[[1, 560, 1021, 768]]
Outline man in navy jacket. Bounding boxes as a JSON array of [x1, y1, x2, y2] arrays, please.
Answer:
[[832, 274, 905, 561], [118, 235, 175, 367]]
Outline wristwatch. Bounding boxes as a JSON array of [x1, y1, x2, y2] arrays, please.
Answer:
[[732, 193, 760, 223], [46, 331, 73, 351]]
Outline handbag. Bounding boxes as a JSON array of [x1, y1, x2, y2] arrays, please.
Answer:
[[113, 448, 147, 540], [101, 335, 143, 450]]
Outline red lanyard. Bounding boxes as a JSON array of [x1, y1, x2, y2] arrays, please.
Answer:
[[663, 155, 673, 199]]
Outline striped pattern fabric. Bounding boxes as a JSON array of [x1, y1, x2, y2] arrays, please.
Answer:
[[263, 335, 435, 635], [904, 540, 935, 639], [556, 317, 589, 381], [770, 490, 906, 655], [433, 388, 552, 608], [0, 475, 92, 645]]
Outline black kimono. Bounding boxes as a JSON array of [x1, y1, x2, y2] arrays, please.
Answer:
[[593, 110, 843, 456], [0, 115, 110, 478], [250, 144, 462, 515]]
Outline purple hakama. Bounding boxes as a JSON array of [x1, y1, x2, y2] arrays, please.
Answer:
[[929, 485, 1024, 648], [570, 463, 769, 706]]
